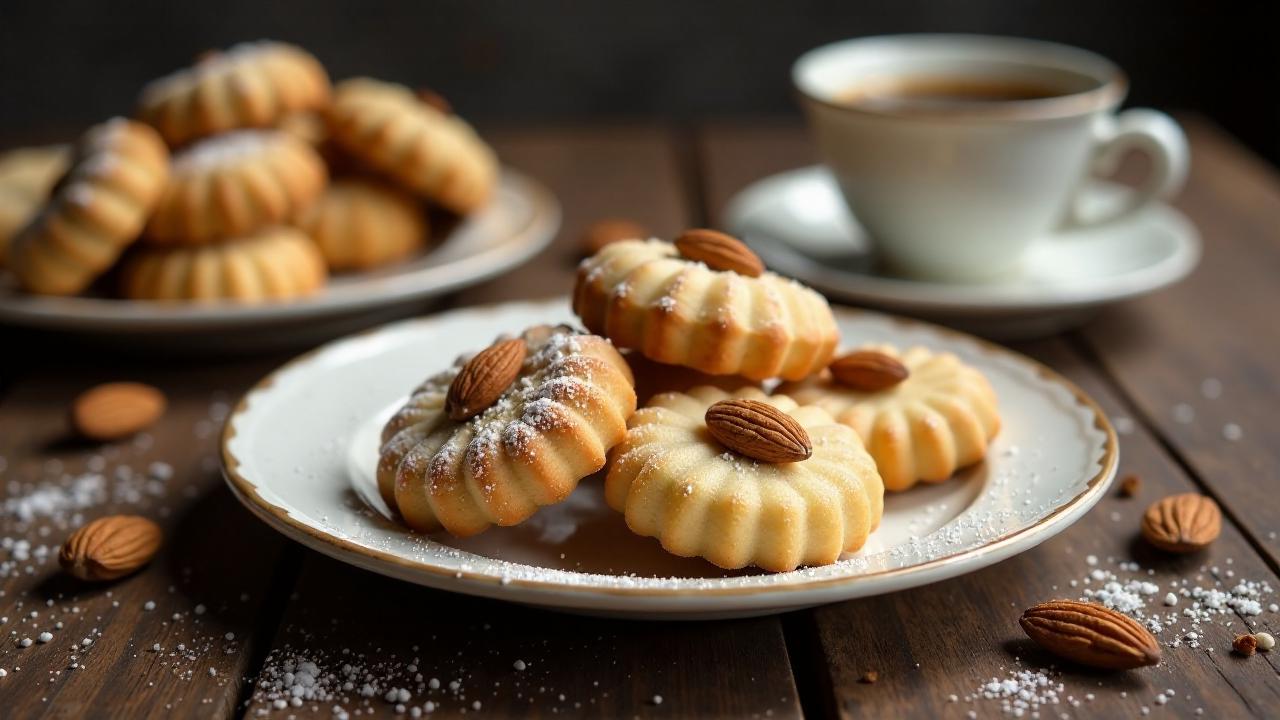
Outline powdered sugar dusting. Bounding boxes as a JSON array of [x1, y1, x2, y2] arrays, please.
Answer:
[[380, 325, 611, 517], [174, 130, 282, 172], [1073, 555, 1273, 644]]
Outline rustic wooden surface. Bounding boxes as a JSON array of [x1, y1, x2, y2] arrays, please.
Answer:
[[1, 118, 1278, 718]]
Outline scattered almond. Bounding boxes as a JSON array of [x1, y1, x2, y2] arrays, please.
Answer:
[[582, 218, 648, 255], [446, 338, 527, 421], [828, 350, 909, 391], [674, 228, 764, 277], [1141, 493, 1221, 553], [71, 382, 167, 441], [1118, 474, 1141, 498], [59, 515, 163, 582], [1019, 599, 1161, 670], [415, 88, 453, 115], [705, 399, 812, 464], [1233, 634, 1258, 656]]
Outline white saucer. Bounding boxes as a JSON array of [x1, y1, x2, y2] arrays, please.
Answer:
[[223, 298, 1116, 620], [724, 166, 1200, 338], [0, 167, 559, 350]]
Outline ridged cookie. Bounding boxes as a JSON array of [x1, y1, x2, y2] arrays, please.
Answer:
[[574, 238, 839, 380], [144, 130, 327, 244], [605, 386, 883, 572], [9, 119, 169, 295], [779, 345, 1000, 491], [137, 41, 331, 147], [378, 325, 636, 537], [0, 145, 71, 267], [119, 226, 326, 302], [297, 177, 427, 270], [326, 78, 497, 214]]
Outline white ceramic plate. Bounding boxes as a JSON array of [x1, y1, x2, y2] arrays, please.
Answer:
[[222, 298, 1117, 620], [0, 167, 559, 348], [725, 166, 1200, 339]]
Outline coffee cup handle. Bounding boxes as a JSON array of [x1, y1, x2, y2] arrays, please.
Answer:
[[1060, 109, 1189, 230]]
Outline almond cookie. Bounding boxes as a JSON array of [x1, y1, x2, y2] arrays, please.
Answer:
[[0, 145, 72, 266], [605, 386, 883, 572], [137, 41, 331, 147], [297, 177, 427, 271], [119, 226, 326, 302], [573, 234, 839, 381], [0, 144, 70, 192], [326, 78, 497, 214], [278, 112, 353, 170], [377, 325, 636, 537], [143, 130, 327, 244], [277, 112, 328, 148], [9, 119, 169, 295], [779, 345, 1000, 491]]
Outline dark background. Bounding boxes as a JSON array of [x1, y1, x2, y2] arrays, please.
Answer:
[[1, 0, 1276, 162]]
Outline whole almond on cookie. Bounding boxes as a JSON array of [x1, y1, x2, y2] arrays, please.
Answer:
[[829, 350, 909, 391], [582, 218, 648, 255], [1020, 600, 1161, 670], [446, 338, 528, 421], [59, 515, 163, 582], [71, 382, 167, 441], [705, 399, 812, 463], [1141, 493, 1221, 553], [674, 229, 764, 277]]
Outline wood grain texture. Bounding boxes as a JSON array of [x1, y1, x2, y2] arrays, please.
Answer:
[[1079, 115, 1280, 571], [242, 554, 801, 719], [699, 120, 1280, 718], [0, 358, 295, 718], [450, 124, 688, 306], [2, 118, 1279, 718]]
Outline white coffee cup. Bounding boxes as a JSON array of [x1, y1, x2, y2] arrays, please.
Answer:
[[793, 34, 1189, 282]]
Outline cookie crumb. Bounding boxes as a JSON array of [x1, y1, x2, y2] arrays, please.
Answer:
[[860, 670, 879, 684]]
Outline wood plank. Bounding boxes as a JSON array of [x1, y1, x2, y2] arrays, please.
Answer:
[[242, 125, 802, 719], [698, 119, 816, 219], [699, 121, 1280, 718], [0, 357, 296, 718], [1079, 116, 1280, 571], [244, 554, 801, 719], [450, 124, 688, 306]]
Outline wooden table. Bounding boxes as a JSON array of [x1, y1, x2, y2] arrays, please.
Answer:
[[2, 116, 1278, 718]]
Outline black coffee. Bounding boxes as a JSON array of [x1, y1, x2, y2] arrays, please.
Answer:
[[837, 76, 1068, 111]]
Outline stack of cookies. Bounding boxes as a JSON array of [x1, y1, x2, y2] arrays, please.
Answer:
[[2, 40, 499, 302], [377, 228, 1002, 573]]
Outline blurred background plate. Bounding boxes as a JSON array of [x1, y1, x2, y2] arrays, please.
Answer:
[[726, 166, 1200, 339], [0, 166, 559, 350]]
